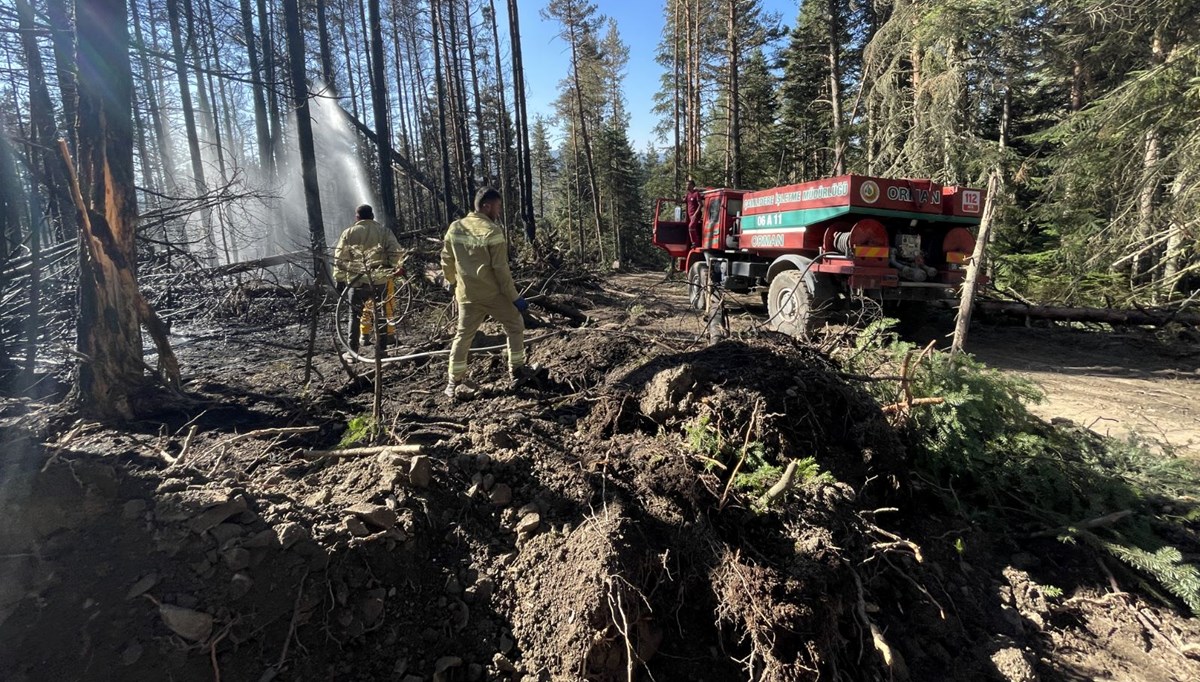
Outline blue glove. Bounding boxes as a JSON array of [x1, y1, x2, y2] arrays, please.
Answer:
[[514, 297, 528, 313]]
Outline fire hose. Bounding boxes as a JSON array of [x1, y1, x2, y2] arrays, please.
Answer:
[[331, 284, 574, 365]]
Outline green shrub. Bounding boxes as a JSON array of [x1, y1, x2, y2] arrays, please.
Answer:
[[848, 320, 1200, 614]]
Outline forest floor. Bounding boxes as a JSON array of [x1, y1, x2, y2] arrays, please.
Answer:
[[1, 268, 1198, 681]]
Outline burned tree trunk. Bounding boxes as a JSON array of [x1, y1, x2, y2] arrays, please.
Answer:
[[507, 0, 535, 241], [432, 1, 456, 220], [17, 0, 71, 238], [166, 0, 216, 262], [283, 0, 328, 278], [239, 0, 273, 174], [45, 0, 76, 153], [367, 0, 397, 227], [72, 0, 178, 418]]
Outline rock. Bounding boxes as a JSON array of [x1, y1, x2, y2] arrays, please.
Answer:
[[515, 513, 540, 535], [466, 483, 482, 498], [445, 576, 463, 596], [244, 529, 279, 549], [489, 484, 512, 506], [493, 653, 517, 673], [499, 634, 514, 654], [274, 522, 307, 550], [990, 647, 1038, 682], [122, 499, 148, 520], [125, 572, 160, 601], [475, 453, 491, 469], [467, 662, 484, 681], [304, 490, 331, 506], [516, 502, 538, 517], [222, 547, 251, 572], [158, 603, 213, 642], [408, 456, 432, 488], [230, 572, 254, 600], [482, 473, 495, 491], [210, 523, 243, 547], [401, 676, 423, 682], [474, 577, 495, 602], [343, 516, 370, 537], [187, 495, 249, 533], [346, 504, 397, 530], [120, 640, 144, 666]]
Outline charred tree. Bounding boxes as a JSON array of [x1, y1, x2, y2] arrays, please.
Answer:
[[507, 0, 535, 241], [239, 0, 273, 174], [166, 0, 216, 261], [283, 0, 328, 277], [317, 0, 337, 87], [45, 0, 76, 153], [487, 0, 511, 231], [71, 0, 178, 418], [367, 0, 397, 228], [432, 0, 456, 219], [256, 0, 281, 177], [17, 0, 70, 239]]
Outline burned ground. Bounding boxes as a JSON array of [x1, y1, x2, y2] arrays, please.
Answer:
[[1, 271, 1198, 681]]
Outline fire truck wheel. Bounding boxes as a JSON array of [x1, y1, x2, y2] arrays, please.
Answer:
[[687, 262, 710, 312], [767, 270, 817, 338]]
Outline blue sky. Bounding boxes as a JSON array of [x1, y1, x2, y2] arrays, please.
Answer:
[[515, 0, 800, 152]]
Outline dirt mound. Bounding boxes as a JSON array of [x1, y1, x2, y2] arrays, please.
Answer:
[[588, 338, 904, 484]]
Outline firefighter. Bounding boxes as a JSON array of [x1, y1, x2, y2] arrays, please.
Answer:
[[441, 187, 528, 398], [333, 204, 404, 353], [685, 178, 703, 248]]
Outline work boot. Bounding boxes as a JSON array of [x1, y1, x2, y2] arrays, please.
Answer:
[[444, 378, 478, 400]]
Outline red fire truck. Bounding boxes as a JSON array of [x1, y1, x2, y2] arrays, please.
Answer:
[[651, 175, 985, 337]]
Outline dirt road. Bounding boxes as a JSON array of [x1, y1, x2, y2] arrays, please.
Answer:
[[967, 325, 1200, 457]]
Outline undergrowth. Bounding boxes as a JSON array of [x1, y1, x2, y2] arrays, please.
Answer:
[[338, 414, 379, 448], [684, 415, 832, 500], [847, 319, 1200, 615]]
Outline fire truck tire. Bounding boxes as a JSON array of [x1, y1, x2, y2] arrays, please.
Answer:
[[687, 262, 710, 312], [767, 270, 819, 338]]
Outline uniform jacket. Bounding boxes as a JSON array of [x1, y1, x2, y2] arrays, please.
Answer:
[[333, 219, 402, 285], [441, 212, 519, 303]]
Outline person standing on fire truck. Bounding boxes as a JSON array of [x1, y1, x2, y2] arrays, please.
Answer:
[[685, 179, 703, 248], [441, 188, 531, 399]]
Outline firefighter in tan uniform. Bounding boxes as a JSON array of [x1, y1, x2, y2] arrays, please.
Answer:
[[333, 204, 404, 353], [441, 188, 528, 398]]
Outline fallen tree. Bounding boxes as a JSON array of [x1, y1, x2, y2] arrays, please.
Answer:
[[974, 299, 1200, 327]]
